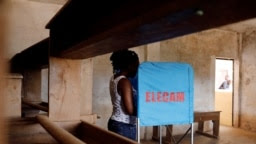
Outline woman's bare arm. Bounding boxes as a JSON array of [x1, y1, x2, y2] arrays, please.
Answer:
[[118, 78, 134, 115]]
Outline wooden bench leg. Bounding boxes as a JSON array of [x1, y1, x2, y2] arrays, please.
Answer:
[[152, 125, 173, 144], [196, 121, 218, 139], [198, 121, 204, 132], [164, 125, 173, 144], [152, 126, 160, 140], [213, 120, 220, 138]]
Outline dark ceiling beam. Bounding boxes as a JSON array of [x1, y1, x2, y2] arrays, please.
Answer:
[[48, 0, 203, 57], [48, 0, 256, 59], [10, 38, 49, 73], [10, 0, 256, 72]]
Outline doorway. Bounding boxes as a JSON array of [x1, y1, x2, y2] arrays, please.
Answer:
[[214, 59, 234, 126]]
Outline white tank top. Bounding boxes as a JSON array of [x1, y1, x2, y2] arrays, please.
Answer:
[[109, 75, 136, 125]]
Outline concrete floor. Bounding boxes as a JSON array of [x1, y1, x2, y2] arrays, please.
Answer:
[[141, 125, 256, 144]]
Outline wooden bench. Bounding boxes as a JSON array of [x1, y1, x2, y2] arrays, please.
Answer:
[[36, 115, 138, 144], [194, 111, 221, 139], [152, 111, 221, 143]]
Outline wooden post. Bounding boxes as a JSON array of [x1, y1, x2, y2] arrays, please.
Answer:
[[0, 1, 8, 143], [80, 59, 93, 116], [5, 74, 23, 118], [49, 57, 91, 121]]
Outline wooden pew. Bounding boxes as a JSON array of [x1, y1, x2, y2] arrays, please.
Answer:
[[37, 115, 137, 144], [36, 115, 85, 144], [8, 117, 58, 144], [79, 120, 138, 144]]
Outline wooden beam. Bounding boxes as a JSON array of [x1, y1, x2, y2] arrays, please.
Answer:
[[10, 0, 256, 68], [49, 0, 201, 57], [22, 100, 49, 112], [10, 38, 49, 73], [47, 0, 173, 30], [0, 1, 7, 142], [48, 57, 82, 121], [48, 0, 256, 59], [80, 59, 93, 116], [36, 115, 85, 144]]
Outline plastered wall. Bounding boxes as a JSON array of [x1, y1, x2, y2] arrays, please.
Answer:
[[93, 29, 245, 137], [4, 0, 62, 115], [5, 0, 62, 59], [160, 29, 239, 111], [240, 30, 256, 132], [160, 29, 240, 134], [92, 53, 113, 126]]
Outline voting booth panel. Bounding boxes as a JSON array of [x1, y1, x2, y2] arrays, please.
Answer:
[[138, 62, 194, 126]]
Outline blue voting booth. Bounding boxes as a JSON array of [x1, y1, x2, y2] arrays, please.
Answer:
[[137, 62, 194, 143]]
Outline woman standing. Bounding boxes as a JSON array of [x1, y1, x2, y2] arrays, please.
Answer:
[[108, 50, 139, 140]]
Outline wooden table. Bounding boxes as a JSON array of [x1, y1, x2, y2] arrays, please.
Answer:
[[152, 111, 221, 143], [194, 111, 221, 139]]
